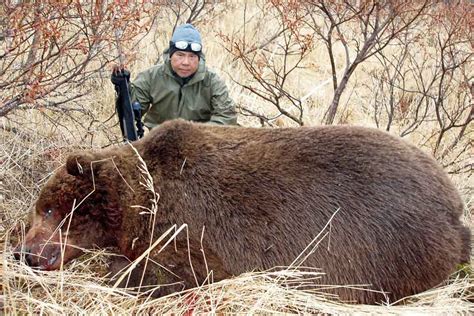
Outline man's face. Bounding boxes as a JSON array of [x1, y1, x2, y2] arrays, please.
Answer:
[[170, 51, 199, 78]]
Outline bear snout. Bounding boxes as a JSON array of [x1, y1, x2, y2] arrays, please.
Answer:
[[13, 242, 62, 270], [12, 244, 25, 262]]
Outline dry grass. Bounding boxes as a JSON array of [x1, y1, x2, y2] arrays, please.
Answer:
[[1, 2, 473, 314], [2, 245, 474, 314], [2, 233, 473, 315]]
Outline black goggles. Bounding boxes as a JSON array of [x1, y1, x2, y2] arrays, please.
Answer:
[[172, 41, 202, 52]]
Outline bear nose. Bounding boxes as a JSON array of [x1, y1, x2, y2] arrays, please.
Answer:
[[24, 252, 34, 266], [13, 247, 22, 261], [13, 245, 24, 260], [12, 246, 33, 265]]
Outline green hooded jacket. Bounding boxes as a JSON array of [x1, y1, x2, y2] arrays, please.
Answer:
[[130, 53, 237, 129]]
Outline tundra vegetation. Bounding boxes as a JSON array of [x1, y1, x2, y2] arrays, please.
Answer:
[[0, 0, 472, 314]]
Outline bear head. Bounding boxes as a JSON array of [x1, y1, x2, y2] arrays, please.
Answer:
[[14, 151, 126, 270]]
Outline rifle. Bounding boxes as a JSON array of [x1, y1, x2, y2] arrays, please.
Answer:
[[112, 26, 144, 141]]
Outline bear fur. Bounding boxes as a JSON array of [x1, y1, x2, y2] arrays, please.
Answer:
[[16, 119, 471, 304]]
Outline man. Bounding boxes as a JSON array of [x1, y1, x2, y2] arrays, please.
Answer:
[[113, 24, 237, 130]]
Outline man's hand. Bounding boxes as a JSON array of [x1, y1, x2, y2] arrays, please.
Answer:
[[111, 66, 131, 86]]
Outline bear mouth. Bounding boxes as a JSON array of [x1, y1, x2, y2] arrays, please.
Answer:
[[37, 249, 61, 270], [47, 253, 59, 267]]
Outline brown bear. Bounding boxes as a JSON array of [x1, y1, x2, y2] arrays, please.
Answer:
[[15, 119, 471, 304]]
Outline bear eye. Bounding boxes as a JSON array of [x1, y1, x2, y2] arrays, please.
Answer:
[[45, 209, 53, 218]]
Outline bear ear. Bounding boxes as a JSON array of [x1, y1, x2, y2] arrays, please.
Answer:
[[66, 152, 99, 177]]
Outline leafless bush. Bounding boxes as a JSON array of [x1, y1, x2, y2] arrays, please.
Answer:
[[0, 0, 160, 139], [220, 1, 314, 126], [161, 0, 230, 29], [304, 0, 432, 124], [367, 1, 472, 173], [222, 0, 434, 126]]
